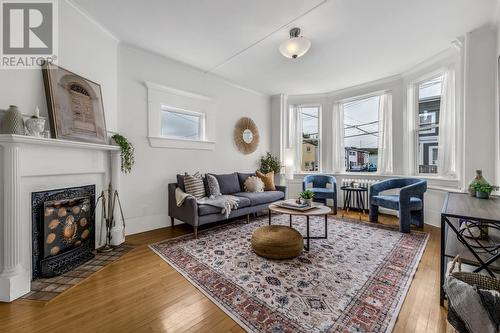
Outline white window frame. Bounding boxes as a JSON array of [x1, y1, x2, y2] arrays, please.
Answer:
[[145, 81, 215, 150], [160, 106, 206, 141], [340, 91, 383, 174], [296, 104, 322, 173], [411, 72, 443, 176]]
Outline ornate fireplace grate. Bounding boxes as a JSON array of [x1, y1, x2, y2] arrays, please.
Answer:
[[32, 185, 96, 279]]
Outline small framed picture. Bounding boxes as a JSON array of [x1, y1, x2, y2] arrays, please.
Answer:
[[42, 62, 107, 144]]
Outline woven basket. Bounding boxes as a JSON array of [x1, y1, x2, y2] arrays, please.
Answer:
[[446, 256, 500, 333], [448, 256, 500, 291]]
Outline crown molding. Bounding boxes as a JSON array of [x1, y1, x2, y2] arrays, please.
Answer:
[[64, 0, 120, 42]]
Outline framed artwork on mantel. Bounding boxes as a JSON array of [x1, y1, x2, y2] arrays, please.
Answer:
[[42, 62, 108, 144]]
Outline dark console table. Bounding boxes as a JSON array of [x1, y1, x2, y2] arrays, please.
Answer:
[[440, 192, 500, 305]]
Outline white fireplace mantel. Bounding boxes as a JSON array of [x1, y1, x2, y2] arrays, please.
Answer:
[[0, 134, 124, 302]]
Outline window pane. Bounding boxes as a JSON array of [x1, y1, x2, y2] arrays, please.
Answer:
[[419, 76, 442, 100], [301, 107, 319, 171], [417, 77, 442, 174], [161, 110, 202, 140], [343, 96, 379, 172]]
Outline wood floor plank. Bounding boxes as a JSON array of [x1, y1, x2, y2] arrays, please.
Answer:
[[0, 211, 447, 333]]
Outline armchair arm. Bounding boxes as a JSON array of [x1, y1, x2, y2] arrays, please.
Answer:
[[275, 185, 288, 198], [168, 183, 199, 227], [370, 178, 403, 197], [400, 180, 427, 201]]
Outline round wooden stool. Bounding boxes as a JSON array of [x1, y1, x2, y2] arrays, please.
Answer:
[[251, 225, 303, 259]]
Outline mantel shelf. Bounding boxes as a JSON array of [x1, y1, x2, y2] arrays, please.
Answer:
[[0, 134, 120, 151]]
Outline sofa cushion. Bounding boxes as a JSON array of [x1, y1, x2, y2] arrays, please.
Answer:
[[198, 197, 251, 216], [371, 195, 422, 211], [176, 174, 186, 192], [237, 172, 255, 191], [234, 191, 284, 206], [210, 173, 241, 194], [244, 176, 264, 193], [256, 171, 276, 191]]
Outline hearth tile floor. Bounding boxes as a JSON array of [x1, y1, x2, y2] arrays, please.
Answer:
[[22, 243, 134, 302]]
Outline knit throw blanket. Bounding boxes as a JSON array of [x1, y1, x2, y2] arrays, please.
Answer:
[[197, 195, 239, 218], [175, 188, 239, 218]]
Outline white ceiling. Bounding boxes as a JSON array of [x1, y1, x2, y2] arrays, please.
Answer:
[[71, 0, 498, 95]]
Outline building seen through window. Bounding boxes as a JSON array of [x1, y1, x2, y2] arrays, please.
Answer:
[[417, 76, 442, 174], [343, 95, 380, 172], [300, 106, 320, 171]]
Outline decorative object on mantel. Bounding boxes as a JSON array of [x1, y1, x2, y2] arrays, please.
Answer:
[[233, 117, 259, 154], [24, 106, 46, 137], [111, 133, 135, 174], [0, 105, 25, 135], [42, 62, 108, 144], [96, 183, 126, 253], [468, 170, 489, 197]]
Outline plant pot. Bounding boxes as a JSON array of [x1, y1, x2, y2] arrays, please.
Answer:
[[468, 170, 488, 197], [299, 198, 312, 206], [476, 191, 490, 199]]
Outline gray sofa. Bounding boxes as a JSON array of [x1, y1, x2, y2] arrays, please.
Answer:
[[168, 172, 287, 238]]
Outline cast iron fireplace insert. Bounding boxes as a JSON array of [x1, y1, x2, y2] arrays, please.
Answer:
[[31, 185, 96, 279]]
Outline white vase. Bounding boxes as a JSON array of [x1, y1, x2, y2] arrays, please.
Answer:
[[25, 118, 46, 137]]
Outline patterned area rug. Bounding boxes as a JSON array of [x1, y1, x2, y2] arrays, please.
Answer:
[[149, 216, 428, 333]]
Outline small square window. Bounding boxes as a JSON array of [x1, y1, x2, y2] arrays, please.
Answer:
[[161, 108, 205, 140]]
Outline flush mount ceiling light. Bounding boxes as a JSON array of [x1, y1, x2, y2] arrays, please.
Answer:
[[279, 27, 311, 59]]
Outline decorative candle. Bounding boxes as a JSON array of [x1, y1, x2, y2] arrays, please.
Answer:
[[34, 106, 40, 118]]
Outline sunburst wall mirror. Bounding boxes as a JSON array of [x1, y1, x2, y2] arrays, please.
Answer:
[[234, 117, 259, 154]]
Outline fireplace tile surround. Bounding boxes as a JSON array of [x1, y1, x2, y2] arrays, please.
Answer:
[[0, 134, 124, 302]]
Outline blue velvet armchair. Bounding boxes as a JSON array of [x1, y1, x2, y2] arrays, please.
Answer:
[[303, 175, 337, 214], [369, 178, 427, 233]]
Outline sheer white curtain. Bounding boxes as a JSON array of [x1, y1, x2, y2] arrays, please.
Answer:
[[377, 93, 393, 174], [332, 102, 344, 173], [288, 105, 303, 171], [438, 67, 456, 177]]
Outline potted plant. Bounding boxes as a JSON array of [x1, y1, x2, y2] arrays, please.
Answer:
[[299, 189, 315, 206], [259, 152, 281, 174], [472, 183, 498, 199], [111, 133, 135, 174]]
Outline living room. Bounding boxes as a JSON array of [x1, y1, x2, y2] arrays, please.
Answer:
[[0, 0, 499, 332]]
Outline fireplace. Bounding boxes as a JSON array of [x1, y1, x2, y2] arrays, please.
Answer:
[[31, 185, 96, 279]]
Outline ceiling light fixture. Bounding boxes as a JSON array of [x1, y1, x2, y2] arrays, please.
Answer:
[[279, 27, 311, 59]]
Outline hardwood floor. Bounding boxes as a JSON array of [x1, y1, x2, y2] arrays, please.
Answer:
[[0, 211, 447, 333]]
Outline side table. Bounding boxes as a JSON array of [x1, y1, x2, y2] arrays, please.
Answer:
[[340, 186, 368, 219]]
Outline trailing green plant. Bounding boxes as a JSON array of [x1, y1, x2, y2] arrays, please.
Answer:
[[112, 133, 135, 174], [299, 189, 315, 199], [472, 183, 498, 194], [259, 152, 281, 174]]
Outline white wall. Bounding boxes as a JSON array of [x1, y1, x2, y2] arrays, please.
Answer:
[[117, 44, 271, 234], [463, 25, 498, 188], [0, 0, 118, 131]]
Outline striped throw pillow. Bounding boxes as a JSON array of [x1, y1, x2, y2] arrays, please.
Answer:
[[183, 172, 206, 199]]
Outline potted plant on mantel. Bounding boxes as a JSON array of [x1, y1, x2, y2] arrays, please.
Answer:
[[472, 183, 499, 199], [299, 189, 315, 206], [111, 133, 135, 174]]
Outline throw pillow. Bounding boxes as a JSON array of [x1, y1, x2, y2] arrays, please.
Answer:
[[244, 176, 264, 193], [183, 172, 206, 199], [206, 174, 222, 197], [256, 171, 275, 191]]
